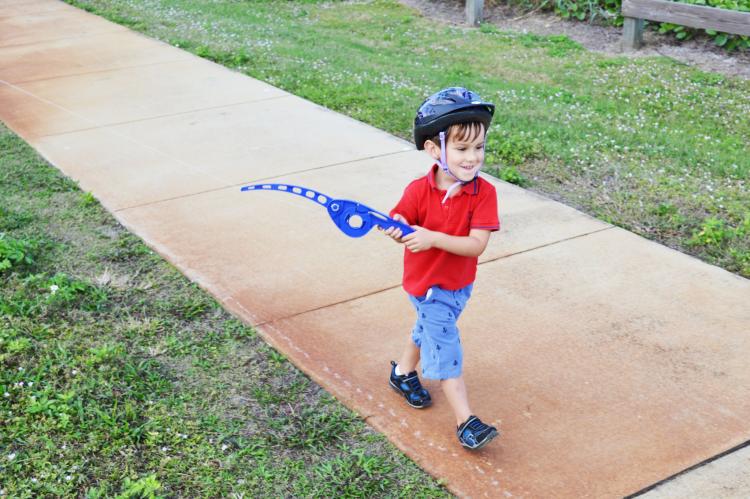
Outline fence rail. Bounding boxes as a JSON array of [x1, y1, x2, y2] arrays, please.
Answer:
[[622, 0, 750, 49]]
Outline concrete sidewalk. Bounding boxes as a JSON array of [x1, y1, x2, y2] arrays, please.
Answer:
[[2, 1, 749, 496]]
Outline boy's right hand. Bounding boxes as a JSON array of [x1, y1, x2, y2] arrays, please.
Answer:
[[381, 213, 410, 242]]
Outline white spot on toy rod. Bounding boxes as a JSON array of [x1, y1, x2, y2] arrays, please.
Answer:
[[305, 190, 315, 198], [292, 187, 302, 194], [262, 184, 272, 189], [318, 195, 327, 204], [278, 185, 288, 190]]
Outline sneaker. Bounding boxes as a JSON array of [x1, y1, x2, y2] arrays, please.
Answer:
[[388, 361, 432, 409], [456, 415, 498, 450]]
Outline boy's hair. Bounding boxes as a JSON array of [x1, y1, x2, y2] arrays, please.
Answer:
[[425, 121, 485, 148]]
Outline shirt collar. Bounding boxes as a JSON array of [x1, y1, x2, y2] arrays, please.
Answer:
[[427, 164, 479, 196]]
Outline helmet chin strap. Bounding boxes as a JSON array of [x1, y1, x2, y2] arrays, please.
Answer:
[[438, 131, 483, 204]]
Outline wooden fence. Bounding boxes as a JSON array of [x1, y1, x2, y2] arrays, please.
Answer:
[[467, 0, 483, 26], [622, 0, 750, 50]]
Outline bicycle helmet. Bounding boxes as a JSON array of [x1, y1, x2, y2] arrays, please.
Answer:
[[414, 87, 494, 150]]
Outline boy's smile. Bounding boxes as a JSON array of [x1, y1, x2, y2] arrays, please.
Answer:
[[446, 136, 485, 182], [426, 127, 486, 190]]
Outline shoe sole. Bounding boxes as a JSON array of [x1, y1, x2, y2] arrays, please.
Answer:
[[389, 379, 432, 409], [460, 428, 499, 450]]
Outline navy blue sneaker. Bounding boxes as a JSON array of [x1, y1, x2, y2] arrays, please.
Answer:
[[457, 415, 498, 450], [389, 361, 432, 409]]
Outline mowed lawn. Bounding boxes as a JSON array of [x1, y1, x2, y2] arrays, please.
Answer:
[[66, 0, 750, 278]]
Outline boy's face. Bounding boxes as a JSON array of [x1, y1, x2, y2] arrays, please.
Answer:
[[425, 125, 486, 183]]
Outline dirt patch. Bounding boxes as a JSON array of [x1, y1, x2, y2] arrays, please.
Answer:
[[399, 0, 750, 79]]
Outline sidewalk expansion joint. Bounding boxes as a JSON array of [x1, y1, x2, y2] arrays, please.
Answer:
[[0, 29, 126, 51], [30, 94, 293, 140], [253, 227, 614, 327], [478, 226, 615, 265], [238, 148, 415, 183], [9, 58, 191, 86], [625, 438, 750, 497], [114, 148, 415, 213], [254, 284, 403, 328]]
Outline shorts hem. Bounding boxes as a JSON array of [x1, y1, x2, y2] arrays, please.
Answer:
[[421, 368, 462, 380]]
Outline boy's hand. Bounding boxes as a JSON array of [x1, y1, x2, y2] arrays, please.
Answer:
[[381, 213, 410, 242], [402, 226, 436, 253]]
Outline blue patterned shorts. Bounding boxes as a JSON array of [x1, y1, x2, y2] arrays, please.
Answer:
[[409, 284, 473, 380]]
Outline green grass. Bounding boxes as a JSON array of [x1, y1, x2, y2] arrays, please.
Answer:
[[64, 0, 750, 278], [0, 123, 449, 496]]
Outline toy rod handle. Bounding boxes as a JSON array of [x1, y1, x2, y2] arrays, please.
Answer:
[[367, 210, 415, 236]]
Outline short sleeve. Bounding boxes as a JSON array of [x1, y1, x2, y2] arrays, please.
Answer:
[[390, 181, 420, 226], [470, 182, 500, 231]]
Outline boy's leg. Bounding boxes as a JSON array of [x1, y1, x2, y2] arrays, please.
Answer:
[[440, 376, 472, 426], [389, 347, 431, 408], [443, 375, 498, 450], [389, 306, 431, 409], [397, 336, 420, 374]]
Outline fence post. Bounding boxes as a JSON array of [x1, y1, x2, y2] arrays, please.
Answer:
[[622, 17, 644, 50], [466, 0, 483, 26]]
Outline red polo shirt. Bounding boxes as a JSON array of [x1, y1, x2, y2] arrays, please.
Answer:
[[390, 165, 500, 297]]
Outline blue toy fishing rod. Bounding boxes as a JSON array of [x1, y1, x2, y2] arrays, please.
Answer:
[[241, 183, 415, 238]]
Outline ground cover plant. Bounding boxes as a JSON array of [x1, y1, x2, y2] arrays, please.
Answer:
[[66, 0, 750, 278], [0, 123, 449, 496]]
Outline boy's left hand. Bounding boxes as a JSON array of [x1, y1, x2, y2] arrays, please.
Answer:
[[402, 226, 436, 253], [381, 213, 410, 242]]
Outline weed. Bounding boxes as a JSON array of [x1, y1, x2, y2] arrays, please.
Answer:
[[0, 234, 37, 273], [486, 130, 543, 168], [0, 207, 34, 231], [117, 474, 163, 498], [285, 407, 358, 450], [267, 349, 286, 364], [690, 217, 732, 246], [102, 232, 153, 262], [79, 191, 97, 207], [479, 22, 501, 34], [498, 166, 531, 186]]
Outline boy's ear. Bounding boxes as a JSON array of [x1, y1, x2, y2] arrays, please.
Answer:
[[423, 139, 441, 161]]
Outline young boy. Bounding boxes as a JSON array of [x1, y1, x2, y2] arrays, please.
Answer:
[[382, 87, 500, 450]]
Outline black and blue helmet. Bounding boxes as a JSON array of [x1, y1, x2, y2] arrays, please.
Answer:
[[413, 87, 495, 150]]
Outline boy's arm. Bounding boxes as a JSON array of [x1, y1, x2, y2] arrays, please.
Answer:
[[402, 227, 491, 257]]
